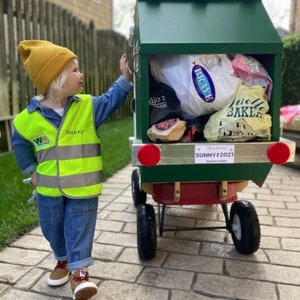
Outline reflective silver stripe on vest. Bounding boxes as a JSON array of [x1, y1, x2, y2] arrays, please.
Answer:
[[37, 144, 101, 163], [36, 171, 102, 188]]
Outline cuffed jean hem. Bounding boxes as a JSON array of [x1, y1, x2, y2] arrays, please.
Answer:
[[68, 257, 94, 272], [54, 255, 68, 262]]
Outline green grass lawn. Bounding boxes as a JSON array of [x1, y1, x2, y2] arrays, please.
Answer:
[[0, 116, 133, 250]]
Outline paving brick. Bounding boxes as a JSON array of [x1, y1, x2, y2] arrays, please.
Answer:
[[118, 247, 167, 267], [104, 202, 130, 211], [281, 237, 300, 251], [199, 242, 269, 262], [122, 222, 137, 233], [171, 289, 227, 300], [176, 229, 229, 244], [101, 186, 124, 195], [159, 214, 196, 228], [31, 272, 77, 298], [98, 280, 169, 300], [166, 206, 219, 221], [105, 211, 136, 223], [37, 254, 58, 271], [275, 216, 300, 227], [286, 202, 300, 210], [193, 273, 277, 300], [14, 268, 45, 290], [102, 182, 130, 189], [10, 235, 51, 252], [157, 237, 200, 255], [257, 193, 297, 202], [269, 208, 300, 218], [0, 247, 49, 266], [260, 224, 300, 238], [138, 267, 194, 290], [265, 249, 300, 267], [259, 236, 281, 250], [92, 261, 143, 282], [95, 219, 124, 232], [237, 191, 256, 200], [112, 195, 134, 204], [0, 288, 61, 299], [270, 189, 300, 197], [28, 226, 43, 236], [164, 253, 223, 274], [92, 243, 123, 261], [278, 284, 300, 299], [95, 231, 137, 247], [268, 182, 300, 191], [0, 283, 8, 295], [0, 263, 32, 284], [256, 215, 274, 225], [240, 186, 272, 195], [98, 194, 116, 202], [226, 260, 300, 285], [250, 200, 286, 209]]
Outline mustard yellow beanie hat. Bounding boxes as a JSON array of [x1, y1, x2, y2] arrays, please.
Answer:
[[18, 40, 77, 95]]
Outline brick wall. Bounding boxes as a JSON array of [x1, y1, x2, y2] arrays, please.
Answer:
[[47, 0, 112, 30]]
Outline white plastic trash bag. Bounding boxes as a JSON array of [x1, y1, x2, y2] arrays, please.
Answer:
[[149, 54, 242, 118]]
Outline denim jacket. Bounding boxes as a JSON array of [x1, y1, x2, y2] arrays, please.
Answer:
[[12, 76, 133, 175]]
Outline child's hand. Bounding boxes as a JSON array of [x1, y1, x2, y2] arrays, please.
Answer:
[[120, 53, 132, 82], [30, 171, 37, 186]]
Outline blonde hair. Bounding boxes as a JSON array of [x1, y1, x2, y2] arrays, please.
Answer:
[[36, 59, 78, 102]]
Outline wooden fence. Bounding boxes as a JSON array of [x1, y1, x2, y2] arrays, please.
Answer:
[[0, 0, 133, 151]]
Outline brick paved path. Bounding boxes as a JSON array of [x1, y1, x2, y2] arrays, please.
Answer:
[[0, 164, 300, 299]]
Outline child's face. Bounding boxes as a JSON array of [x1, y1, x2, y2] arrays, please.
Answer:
[[62, 59, 84, 97]]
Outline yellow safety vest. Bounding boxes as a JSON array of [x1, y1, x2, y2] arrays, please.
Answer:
[[13, 94, 103, 198]]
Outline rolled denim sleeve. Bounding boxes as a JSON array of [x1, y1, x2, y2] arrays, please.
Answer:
[[93, 76, 133, 128], [11, 129, 37, 174]]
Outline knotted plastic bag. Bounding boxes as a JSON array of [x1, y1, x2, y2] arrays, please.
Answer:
[[203, 85, 272, 142], [149, 74, 182, 125], [149, 54, 242, 119], [231, 54, 273, 101]]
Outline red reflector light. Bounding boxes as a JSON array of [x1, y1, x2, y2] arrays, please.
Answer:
[[267, 142, 291, 165], [137, 144, 161, 167]]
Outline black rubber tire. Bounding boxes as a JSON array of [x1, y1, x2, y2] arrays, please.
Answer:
[[230, 200, 260, 255], [137, 203, 157, 260], [131, 169, 147, 207]]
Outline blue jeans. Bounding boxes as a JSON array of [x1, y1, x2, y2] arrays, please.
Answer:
[[37, 194, 98, 271]]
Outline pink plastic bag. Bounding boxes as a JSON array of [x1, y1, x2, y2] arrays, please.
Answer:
[[231, 54, 273, 100], [280, 105, 300, 124]]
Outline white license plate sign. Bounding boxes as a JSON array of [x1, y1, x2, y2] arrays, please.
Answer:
[[194, 144, 235, 164]]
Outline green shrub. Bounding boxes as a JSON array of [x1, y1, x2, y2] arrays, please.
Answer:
[[282, 33, 300, 106]]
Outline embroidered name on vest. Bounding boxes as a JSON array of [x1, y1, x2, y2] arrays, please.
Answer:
[[66, 129, 85, 135], [32, 135, 50, 147]]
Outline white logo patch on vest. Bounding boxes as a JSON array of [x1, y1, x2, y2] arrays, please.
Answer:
[[31, 134, 50, 147]]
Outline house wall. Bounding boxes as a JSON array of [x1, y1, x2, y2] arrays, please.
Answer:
[[47, 0, 112, 30], [290, 0, 300, 32]]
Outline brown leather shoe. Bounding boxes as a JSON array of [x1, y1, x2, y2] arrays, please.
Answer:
[[70, 270, 97, 300], [48, 260, 70, 286]]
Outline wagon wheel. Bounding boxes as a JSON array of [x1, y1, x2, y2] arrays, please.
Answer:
[[230, 200, 260, 255], [131, 169, 147, 207], [137, 203, 157, 260]]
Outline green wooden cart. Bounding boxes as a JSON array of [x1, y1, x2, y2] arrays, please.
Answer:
[[129, 0, 296, 260]]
